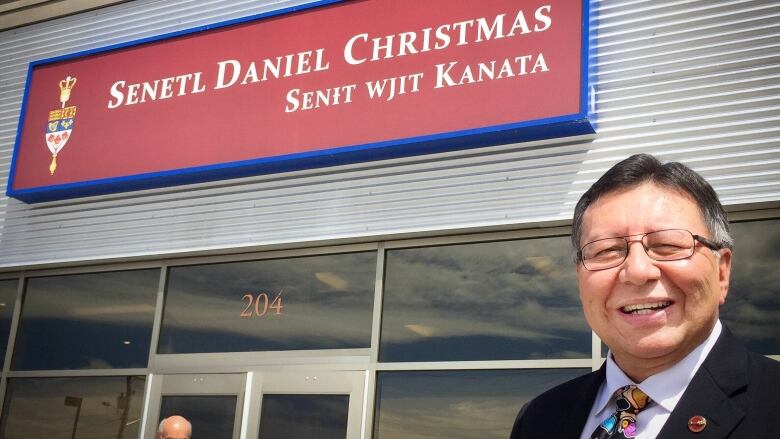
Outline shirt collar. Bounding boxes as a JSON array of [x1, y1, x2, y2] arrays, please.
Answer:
[[596, 320, 722, 415]]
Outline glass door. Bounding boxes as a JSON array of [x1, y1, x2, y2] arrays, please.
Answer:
[[144, 373, 245, 439], [247, 370, 365, 439]]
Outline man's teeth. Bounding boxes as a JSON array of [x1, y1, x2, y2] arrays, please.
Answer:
[[621, 301, 671, 314]]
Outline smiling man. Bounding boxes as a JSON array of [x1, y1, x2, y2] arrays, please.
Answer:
[[510, 154, 780, 439]]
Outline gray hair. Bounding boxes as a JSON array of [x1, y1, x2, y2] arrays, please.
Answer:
[[571, 154, 733, 261]]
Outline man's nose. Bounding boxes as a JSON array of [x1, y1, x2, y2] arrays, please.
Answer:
[[619, 240, 661, 285]]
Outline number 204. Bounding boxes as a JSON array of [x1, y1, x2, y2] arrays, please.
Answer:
[[241, 292, 283, 317]]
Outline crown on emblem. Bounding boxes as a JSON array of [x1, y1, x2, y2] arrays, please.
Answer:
[[58, 76, 77, 106]]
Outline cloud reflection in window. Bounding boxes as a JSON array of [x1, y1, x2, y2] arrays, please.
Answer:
[[381, 236, 589, 362]]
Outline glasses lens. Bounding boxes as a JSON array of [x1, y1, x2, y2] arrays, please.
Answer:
[[581, 238, 627, 270], [644, 229, 694, 260]]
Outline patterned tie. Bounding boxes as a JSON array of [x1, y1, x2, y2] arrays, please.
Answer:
[[590, 385, 652, 439]]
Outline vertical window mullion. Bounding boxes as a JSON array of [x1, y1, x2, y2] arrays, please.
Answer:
[[147, 265, 168, 369], [364, 243, 386, 439], [0, 276, 24, 419]]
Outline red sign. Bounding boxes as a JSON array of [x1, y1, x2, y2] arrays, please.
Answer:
[[8, 0, 593, 202]]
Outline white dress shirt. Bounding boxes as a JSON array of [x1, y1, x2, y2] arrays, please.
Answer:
[[578, 320, 723, 439]]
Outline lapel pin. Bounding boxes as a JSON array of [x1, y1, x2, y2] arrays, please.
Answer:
[[688, 415, 707, 433]]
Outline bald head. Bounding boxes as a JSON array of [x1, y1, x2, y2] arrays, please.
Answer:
[[158, 415, 192, 439]]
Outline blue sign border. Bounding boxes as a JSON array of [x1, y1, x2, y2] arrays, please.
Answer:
[[7, 0, 595, 203]]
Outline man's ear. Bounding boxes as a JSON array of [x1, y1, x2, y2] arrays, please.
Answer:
[[717, 248, 732, 305]]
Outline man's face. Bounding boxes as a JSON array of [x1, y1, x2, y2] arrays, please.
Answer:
[[576, 183, 731, 378]]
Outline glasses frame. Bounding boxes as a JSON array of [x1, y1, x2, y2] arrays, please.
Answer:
[[577, 228, 723, 271]]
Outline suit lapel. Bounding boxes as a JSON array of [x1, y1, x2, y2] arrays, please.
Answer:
[[657, 328, 748, 438], [559, 365, 606, 438]]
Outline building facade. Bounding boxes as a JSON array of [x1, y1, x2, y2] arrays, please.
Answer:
[[0, 0, 777, 438]]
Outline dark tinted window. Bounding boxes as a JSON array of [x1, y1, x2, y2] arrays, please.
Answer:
[[161, 395, 236, 439], [259, 395, 349, 439], [381, 237, 588, 361], [0, 376, 146, 438], [373, 369, 588, 439], [721, 219, 780, 354], [159, 252, 376, 354], [12, 270, 159, 370], [0, 280, 17, 366]]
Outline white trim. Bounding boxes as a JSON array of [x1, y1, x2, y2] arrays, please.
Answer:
[[139, 373, 155, 439], [1, 260, 162, 278], [376, 359, 592, 371], [382, 226, 572, 249], [165, 242, 379, 267], [239, 371, 254, 439], [360, 370, 370, 439], [592, 332, 604, 371], [7, 368, 148, 377], [369, 244, 385, 364], [151, 349, 371, 374]]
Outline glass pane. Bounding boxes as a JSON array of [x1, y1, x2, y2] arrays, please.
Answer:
[[12, 270, 159, 370], [721, 219, 780, 354], [0, 280, 18, 366], [259, 395, 348, 439], [381, 237, 589, 361], [373, 369, 588, 439], [160, 395, 237, 439], [0, 376, 146, 439], [159, 252, 376, 354]]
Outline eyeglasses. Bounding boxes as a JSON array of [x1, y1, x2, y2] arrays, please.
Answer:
[[577, 229, 722, 271]]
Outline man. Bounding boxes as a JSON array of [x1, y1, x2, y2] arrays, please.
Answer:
[[157, 415, 192, 439], [510, 154, 780, 439]]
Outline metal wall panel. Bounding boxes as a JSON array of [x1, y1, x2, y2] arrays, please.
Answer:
[[0, 0, 778, 268], [0, 0, 129, 31]]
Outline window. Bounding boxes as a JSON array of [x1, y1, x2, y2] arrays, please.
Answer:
[[12, 270, 159, 370], [720, 219, 780, 355], [259, 395, 349, 439], [381, 236, 589, 361], [0, 376, 146, 438], [159, 252, 376, 353], [373, 369, 588, 439], [160, 395, 237, 438]]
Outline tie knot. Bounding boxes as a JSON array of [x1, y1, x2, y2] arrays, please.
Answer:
[[614, 385, 651, 414]]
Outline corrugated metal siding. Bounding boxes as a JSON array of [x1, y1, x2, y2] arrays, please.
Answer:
[[0, 0, 778, 268], [0, 0, 129, 31]]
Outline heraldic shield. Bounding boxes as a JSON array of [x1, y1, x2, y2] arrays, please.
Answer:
[[45, 75, 77, 175]]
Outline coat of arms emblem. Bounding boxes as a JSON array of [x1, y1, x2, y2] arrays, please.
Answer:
[[45, 76, 77, 175]]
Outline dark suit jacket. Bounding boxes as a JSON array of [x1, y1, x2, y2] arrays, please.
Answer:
[[509, 327, 780, 438]]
